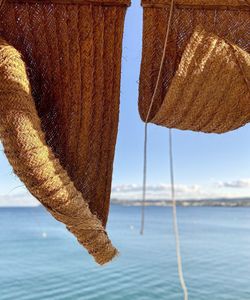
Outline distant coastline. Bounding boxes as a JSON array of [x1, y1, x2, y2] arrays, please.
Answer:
[[111, 198, 250, 207], [1, 198, 250, 208]]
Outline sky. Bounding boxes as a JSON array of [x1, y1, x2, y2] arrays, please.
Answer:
[[0, 1, 250, 206]]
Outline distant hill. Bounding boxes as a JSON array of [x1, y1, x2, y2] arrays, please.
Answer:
[[111, 198, 250, 207]]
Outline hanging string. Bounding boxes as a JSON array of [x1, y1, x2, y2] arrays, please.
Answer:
[[169, 129, 189, 300], [140, 0, 175, 235], [140, 123, 147, 235], [139, 0, 189, 298]]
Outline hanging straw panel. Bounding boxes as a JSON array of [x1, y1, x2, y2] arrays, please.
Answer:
[[152, 27, 250, 133], [0, 38, 117, 264], [0, 0, 130, 263], [139, 0, 250, 133], [0, 0, 130, 227]]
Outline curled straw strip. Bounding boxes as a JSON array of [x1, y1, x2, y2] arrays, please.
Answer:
[[0, 38, 118, 265], [151, 27, 250, 133]]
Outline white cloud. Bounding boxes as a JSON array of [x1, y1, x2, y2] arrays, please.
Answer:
[[112, 183, 201, 193], [111, 183, 202, 200], [0, 192, 39, 207], [217, 179, 250, 188], [112, 180, 250, 200], [1, 179, 250, 207]]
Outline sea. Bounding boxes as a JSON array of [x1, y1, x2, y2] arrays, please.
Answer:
[[0, 205, 250, 300]]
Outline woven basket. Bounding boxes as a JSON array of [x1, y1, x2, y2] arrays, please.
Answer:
[[0, 0, 130, 263], [139, 0, 250, 133]]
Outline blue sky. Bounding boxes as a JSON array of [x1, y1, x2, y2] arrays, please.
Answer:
[[0, 1, 250, 206]]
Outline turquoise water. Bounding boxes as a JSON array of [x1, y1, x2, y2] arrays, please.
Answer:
[[0, 205, 250, 300]]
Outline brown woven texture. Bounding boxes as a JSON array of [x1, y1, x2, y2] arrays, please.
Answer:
[[0, 0, 128, 264], [152, 27, 250, 133], [8, 0, 130, 5], [142, 0, 250, 8], [0, 38, 118, 264], [0, 0, 128, 227], [139, 0, 250, 133]]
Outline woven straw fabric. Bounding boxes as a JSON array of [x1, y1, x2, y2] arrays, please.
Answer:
[[142, 0, 250, 8], [152, 27, 250, 133], [0, 0, 4, 10], [0, 37, 118, 265], [139, 0, 250, 133], [0, 0, 128, 226]]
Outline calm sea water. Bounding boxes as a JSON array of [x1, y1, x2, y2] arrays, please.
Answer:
[[0, 205, 250, 300]]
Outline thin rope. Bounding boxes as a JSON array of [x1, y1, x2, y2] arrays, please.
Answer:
[[140, 123, 147, 235], [139, 0, 189, 297], [140, 0, 175, 235], [169, 129, 189, 300]]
